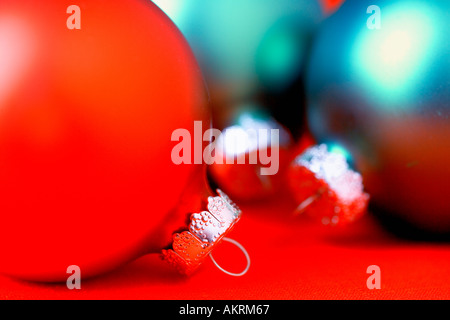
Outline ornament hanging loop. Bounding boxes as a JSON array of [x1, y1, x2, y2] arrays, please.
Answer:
[[209, 237, 251, 277]]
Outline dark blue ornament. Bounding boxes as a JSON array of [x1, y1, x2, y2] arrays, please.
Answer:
[[306, 0, 450, 232]]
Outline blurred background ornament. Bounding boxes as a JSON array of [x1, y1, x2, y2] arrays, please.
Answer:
[[305, 0, 450, 233], [207, 106, 293, 201], [152, 0, 322, 133], [152, 0, 323, 201]]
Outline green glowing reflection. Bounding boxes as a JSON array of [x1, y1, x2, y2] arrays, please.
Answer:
[[257, 28, 304, 90]]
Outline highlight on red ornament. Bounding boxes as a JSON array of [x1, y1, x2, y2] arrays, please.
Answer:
[[288, 144, 370, 226]]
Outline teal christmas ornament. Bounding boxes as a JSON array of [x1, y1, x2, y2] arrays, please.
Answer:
[[153, 0, 322, 137], [306, 0, 450, 232]]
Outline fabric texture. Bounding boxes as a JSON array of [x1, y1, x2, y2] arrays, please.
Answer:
[[1, 192, 448, 300]]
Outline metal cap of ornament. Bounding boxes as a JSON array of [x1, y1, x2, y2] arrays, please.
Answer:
[[161, 189, 249, 276], [289, 144, 370, 226]]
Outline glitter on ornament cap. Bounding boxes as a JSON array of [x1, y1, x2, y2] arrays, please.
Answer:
[[288, 144, 370, 226]]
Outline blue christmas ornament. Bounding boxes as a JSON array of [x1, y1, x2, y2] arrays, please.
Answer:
[[306, 0, 450, 232]]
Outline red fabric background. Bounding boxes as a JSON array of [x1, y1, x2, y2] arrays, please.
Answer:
[[1, 192, 449, 300]]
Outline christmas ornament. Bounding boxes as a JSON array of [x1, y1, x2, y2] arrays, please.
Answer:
[[152, 0, 322, 137], [162, 189, 245, 275], [288, 144, 369, 226], [320, 0, 346, 15], [306, 0, 450, 232], [0, 0, 243, 281], [207, 107, 293, 201]]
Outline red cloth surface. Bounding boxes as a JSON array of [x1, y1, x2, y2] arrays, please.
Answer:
[[1, 193, 449, 300]]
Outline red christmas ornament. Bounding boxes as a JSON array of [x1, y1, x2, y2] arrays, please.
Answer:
[[207, 108, 294, 201], [320, 0, 345, 14], [0, 0, 238, 281], [288, 145, 369, 226]]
